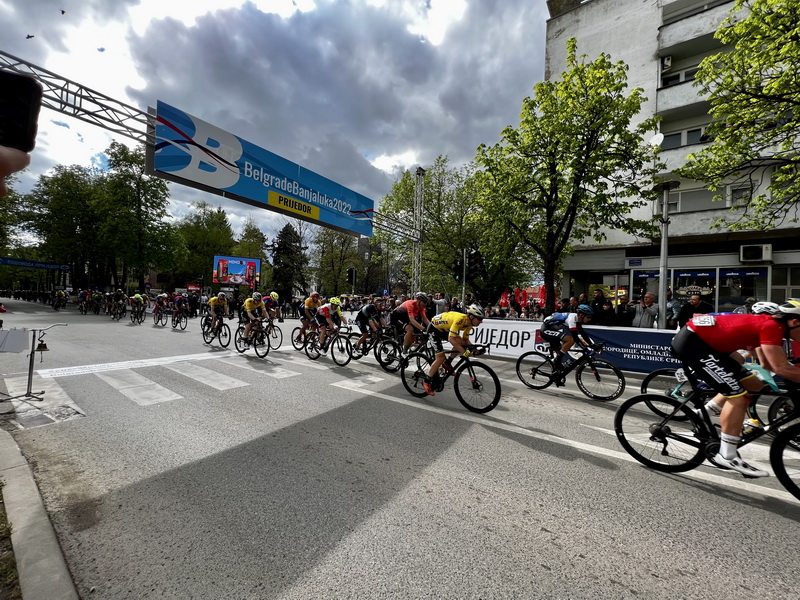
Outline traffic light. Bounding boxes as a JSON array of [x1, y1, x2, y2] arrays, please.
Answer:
[[453, 259, 463, 282], [467, 250, 482, 280], [346, 267, 356, 285]]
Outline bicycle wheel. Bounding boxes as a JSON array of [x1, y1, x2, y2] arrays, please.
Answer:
[[401, 352, 433, 398], [291, 327, 305, 351], [305, 332, 321, 360], [253, 329, 270, 358], [201, 318, 214, 344], [159, 311, 168, 326], [138, 310, 146, 324], [330, 335, 352, 366], [515, 351, 555, 390], [268, 324, 283, 350], [218, 323, 231, 348], [575, 358, 625, 402], [179, 313, 188, 330], [640, 368, 679, 396], [769, 422, 800, 502], [348, 333, 365, 360], [454, 361, 501, 413], [614, 394, 708, 473], [767, 396, 797, 432], [376, 339, 403, 373], [234, 326, 248, 353], [130, 310, 136, 324]]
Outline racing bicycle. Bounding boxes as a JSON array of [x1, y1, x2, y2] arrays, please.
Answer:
[[615, 363, 800, 502], [234, 318, 270, 357], [304, 326, 352, 366], [515, 343, 625, 402], [201, 314, 232, 348], [400, 344, 501, 414]]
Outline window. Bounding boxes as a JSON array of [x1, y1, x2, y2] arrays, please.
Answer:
[[659, 126, 709, 149], [662, 133, 682, 150], [660, 65, 701, 88], [686, 128, 703, 145], [667, 188, 721, 213]]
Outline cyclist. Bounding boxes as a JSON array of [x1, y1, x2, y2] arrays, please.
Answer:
[[315, 296, 343, 351], [208, 292, 229, 334], [670, 299, 800, 477], [353, 298, 387, 355], [112, 289, 128, 317], [540, 304, 594, 369], [172, 293, 188, 325], [297, 291, 323, 342], [422, 304, 486, 396], [130, 293, 144, 319], [243, 292, 268, 344], [392, 292, 432, 356], [264, 291, 283, 322]]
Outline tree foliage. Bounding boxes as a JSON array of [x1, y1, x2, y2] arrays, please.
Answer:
[[271, 222, 310, 299], [379, 156, 533, 302], [311, 227, 358, 297], [475, 38, 662, 312], [679, 0, 800, 229], [176, 201, 236, 284]]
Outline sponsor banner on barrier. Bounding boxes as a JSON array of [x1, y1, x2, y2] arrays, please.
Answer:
[[470, 319, 678, 373]]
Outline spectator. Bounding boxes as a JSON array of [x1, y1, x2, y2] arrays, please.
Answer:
[[590, 289, 607, 324], [556, 298, 570, 314], [677, 293, 713, 327], [569, 297, 579, 312], [615, 295, 633, 326], [578, 293, 589, 305], [665, 290, 681, 329], [630, 292, 659, 328], [450, 297, 461, 313], [432, 292, 447, 314], [732, 297, 757, 314], [532, 304, 544, 320], [601, 299, 618, 326]]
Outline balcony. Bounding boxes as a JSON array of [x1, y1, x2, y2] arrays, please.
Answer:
[[656, 80, 708, 117], [660, 1, 733, 48]]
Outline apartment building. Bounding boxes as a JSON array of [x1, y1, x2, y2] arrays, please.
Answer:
[[545, 0, 800, 310]]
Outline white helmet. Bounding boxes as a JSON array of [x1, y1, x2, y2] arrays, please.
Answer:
[[751, 301, 780, 315]]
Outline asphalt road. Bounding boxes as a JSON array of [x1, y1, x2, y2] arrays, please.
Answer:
[[1, 298, 798, 600]]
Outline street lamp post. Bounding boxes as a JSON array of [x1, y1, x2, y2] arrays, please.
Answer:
[[656, 180, 680, 329]]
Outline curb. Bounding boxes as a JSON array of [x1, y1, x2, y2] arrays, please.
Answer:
[[0, 428, 79, 600]]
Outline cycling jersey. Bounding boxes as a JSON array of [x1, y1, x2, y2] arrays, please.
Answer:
[[244, 298, 265, 313], [687, 314, 784, 352], [394, 299, 424, 319], [208, 296, 227, 307], [263, 297, 278, 310], [357, 304, 381, 322], [543, 312, 579, 330], [429, 312, 473, 339], [317, 303, 337, 319]]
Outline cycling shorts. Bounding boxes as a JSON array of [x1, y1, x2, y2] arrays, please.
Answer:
[[671, 327, 757, 397], [540, 322, 570, 348], [425, 322, 448, 353], [212, 305, 225, 315], [315, 312, 340, 328]]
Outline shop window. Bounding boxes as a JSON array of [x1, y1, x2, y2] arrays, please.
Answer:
[[719, 269, 768, 312]]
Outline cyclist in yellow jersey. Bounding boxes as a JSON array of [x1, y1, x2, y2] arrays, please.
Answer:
[[297, 291, 323, 341], [208, 292, 230, 333], [243, 292, 268, 343], [422, 304, 486, 396]]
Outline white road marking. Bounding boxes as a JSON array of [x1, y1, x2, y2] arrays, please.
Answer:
[[162, 362, 249, 391], [2, 374, 79, 410], [37, 353, 225, 378], [214, 356, 300, 379], [331, 379, 798, 504], [95, 370, 182, 406]]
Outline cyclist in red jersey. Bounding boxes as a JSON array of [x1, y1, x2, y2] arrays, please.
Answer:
[[390, 292, 431, 355], [671, 300, 800, 477]]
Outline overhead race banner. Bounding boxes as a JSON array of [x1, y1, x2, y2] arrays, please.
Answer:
[[150, 101, 374, 237]]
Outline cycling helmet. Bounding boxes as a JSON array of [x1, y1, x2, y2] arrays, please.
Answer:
[[270, 291, 279, 301], [218, 292, 227, 300], [183, 292, 188, 297], [415, 292, 429, 302], [252, 292, 262, 301], [310, 291, 320, 298], [466, 304, 485, 318], [751, 301, 780, 315], [577, 304, 594, 316], [777, 298, 800, 318], [329, 297, 341, 306]]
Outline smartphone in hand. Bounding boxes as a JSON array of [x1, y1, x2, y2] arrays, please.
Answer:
[[0, 70, 43, 152]]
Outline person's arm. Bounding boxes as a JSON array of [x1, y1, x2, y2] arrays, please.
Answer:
[[0, 146, 31, 197], [760, 344, 800, 382]]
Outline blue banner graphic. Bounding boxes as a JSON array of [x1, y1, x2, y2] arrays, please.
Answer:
[[0, 257, 70, 270], [153, 101, 374, 237]]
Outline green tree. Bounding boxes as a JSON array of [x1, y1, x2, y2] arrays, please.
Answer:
[[177, 201, 236, 285], [271, 222, 310, 299], [312, 228, 357, 297], [101, 141, 176, 291], [476, 38, 662, 313], [679, 0, 800, 229]]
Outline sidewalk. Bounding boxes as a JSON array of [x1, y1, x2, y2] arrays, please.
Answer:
[[0, 428, 78, 600]]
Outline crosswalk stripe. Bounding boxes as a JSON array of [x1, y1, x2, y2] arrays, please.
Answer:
[[162, 362, 249, 391], [2, 374, 77, 408], [214, 356, 300, 379], [37, 353, 223, 378], [95, 370, 183, 406]]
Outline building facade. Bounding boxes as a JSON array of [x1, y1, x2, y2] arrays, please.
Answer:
[[545, 0, 800, 311]]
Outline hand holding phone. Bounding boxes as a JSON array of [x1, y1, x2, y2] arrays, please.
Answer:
[[0, 70, 43, 152]]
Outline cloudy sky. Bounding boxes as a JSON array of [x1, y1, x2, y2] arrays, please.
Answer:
[[2, 0, 549, 238]]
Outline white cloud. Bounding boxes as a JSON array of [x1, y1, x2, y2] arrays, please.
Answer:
[[370, 150, 419, 174]]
